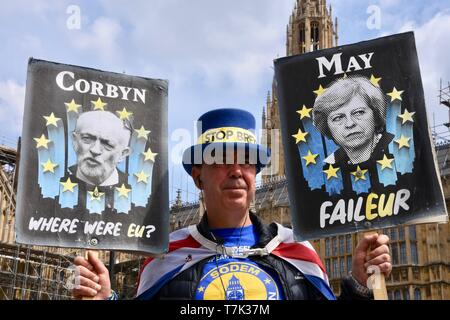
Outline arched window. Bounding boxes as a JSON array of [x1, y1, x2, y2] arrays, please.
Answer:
[[339, 236, 345, 255], [388, 291, 393, 300], [299, 23, 306, 53], [400, 243, 407, 264], [402, 289, 410, 300], [346, 255, 352, 273], [414, 288, 421, 300], [346, 234, 352, 254], [325, 259, 331, 275], [332, 258, 338, 278], [409, 226, 416, 240], [410, 242, 418, 264], [311, 21, 319, 50], [391, 243, 399, 264], [332, 237, 337, 256], [390, 228, 398, 241], [394, 290, 401, 300], [399, 227, 405, 240]]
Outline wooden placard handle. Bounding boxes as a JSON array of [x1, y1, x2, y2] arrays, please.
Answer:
[[364, 231, 388, 300], [84, 249, 99, 260]]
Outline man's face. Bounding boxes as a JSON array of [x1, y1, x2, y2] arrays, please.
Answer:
[[73, 112, 130, 185], [193, 154, 256, 215], [327, 95, 376, 150]]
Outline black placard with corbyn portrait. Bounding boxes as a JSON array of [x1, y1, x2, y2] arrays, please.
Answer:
[[15, 59, 169, 254], [274, 32, 448, 241]]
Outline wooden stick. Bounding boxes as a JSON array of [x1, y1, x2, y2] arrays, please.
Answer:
[[364, 231, 388, 300], [368, 270, 388, 300], [84, 249, 99, 260]]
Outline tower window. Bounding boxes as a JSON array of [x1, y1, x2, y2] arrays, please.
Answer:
[[311, 21, 319, 51], [299, 23, 306, 53]]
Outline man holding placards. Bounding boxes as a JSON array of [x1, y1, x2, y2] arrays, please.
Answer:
[[73, 108, 391, 300]]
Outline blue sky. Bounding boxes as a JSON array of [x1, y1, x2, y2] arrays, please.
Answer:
[[0, 0, 449, 203]]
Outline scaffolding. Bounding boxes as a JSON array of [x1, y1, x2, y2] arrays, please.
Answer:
[[437, 79, 450, 140], [439, 78, 450, 108], [0, 144, 75, 299], [110, 257, 145, 299], [433, 80, 450, 161], [0, 242, 74, 300]]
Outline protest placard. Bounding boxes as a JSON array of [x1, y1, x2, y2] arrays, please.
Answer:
[[15, 59, 168, 254], [275, 32, 448, 241]]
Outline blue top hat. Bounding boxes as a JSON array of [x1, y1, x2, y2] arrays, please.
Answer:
[[182, 108, 271, 175]]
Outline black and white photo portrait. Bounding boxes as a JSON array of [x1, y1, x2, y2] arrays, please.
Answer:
[[312, 75, 394, 166], [70, 111, 132, 187]]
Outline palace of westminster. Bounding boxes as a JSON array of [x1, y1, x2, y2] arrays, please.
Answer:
[[0, 0, 448, 300]]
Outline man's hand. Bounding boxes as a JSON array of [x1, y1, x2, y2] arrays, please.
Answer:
[[352, 233, 392, 287], [72, 251, 112, 300]]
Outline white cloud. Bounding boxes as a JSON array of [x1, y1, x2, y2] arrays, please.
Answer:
[[96, 0, 293, 95], [19, 35, 45, 55], [71, 17, 123, 64], [0, 80, 25, 143], [379, 0, 402, 8], [0, 1, 56, 17]]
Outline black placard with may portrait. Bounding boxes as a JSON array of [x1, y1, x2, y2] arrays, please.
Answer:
[[274, 32, 448, 241]]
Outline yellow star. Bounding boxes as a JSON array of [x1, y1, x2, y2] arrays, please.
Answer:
[[91, 97, 107, 110], [377, 154, 395, 170], [197, 286, 204, 293], [88, 187, 105, 202], [41, 159, 58, 173], [395, 135, 411, 149], [135, 125, 151, 140], [387, 87, 404, 102], [264, 278, 271, 284], [116, 107, 133, 120], [313, 85, 326, 97], [65, 99, 82, 113], [302, 150, 318, 166], [60, 177, 78, 193], [351, 166, 368, 182], [43, 112, 61, 127], [296, 105, 313, 120], [142, 148, 158, 162], [323, 164, 340, 180], [398, 109, 415, 124], [135, 170, 150, 184], [34, 134, 51, 149], [292, 129, 308, 144], [115, 183, 131, 198], [370, 74, 382, 87]]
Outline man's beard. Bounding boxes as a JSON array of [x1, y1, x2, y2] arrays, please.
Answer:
[[79, 158, 111, 184]]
